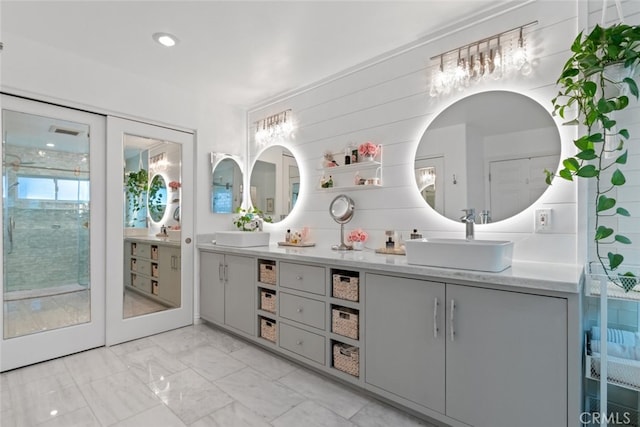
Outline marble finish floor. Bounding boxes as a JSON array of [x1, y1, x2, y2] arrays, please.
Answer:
[[0, 324, 436, 427], [3, 289, 169, 338]]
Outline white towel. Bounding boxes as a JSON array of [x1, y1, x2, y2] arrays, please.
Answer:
[[590, 326, 637, 346], [590, 340, 640, 361]]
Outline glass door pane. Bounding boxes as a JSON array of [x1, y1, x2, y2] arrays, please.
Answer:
[[1, 95, 106, 371]]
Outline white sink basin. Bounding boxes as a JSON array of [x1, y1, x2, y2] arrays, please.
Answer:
[[215, 231, 270, 247], [405, 238, 514, 272]]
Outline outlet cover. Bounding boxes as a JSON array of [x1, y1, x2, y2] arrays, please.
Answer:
[[535, 208, 551, 232]]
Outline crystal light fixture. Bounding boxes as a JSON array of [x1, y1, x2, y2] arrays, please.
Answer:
[[255, 109, 294, 146], [429, 21, 537, 97]]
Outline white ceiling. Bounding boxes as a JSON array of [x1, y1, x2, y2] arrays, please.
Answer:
[[1, 0, 510, 108]]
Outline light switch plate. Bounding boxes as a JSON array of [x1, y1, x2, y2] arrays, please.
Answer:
[[535, 208, 551, 232]]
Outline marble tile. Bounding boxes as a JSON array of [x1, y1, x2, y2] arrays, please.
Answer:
[[215, 367, 305, 421], [112, 404, 187, 427], [179, 344, 246, 381], [37, 407, 101, 427], [122, 344, 188, 384], [6, 383, 87, 426], [190, 401, 273, 427], [9, 371, 79, 410], [109, 336, 156, 357], [350, 401, 435, 427], [230, 345, 297, 380], [271, 400, 356, 427], [64, 347, 128, 384], [79, 370, 160, 426], [195, 323, 248, 353], [2, 358, 69, 388], [149, 326, 211, 354], [278, 369, 370, 419], [1, 377, 12, 413], [149, 368, 233, 425]]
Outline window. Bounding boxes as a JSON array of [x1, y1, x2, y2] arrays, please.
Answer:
[[17, 176, 89, 201]]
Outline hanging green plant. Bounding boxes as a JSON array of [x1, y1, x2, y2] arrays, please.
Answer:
[[126, 169, 149, 215], [546, 23, 640, 291]]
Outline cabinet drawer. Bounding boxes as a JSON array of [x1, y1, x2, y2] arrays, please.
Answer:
[[136, 260, 151, 276], [279, 322, 325, 365], [133, 243, 151, 258], [280, 262, 325, 295], [280, 292, 325, 330], [131, 274, 150, 292]]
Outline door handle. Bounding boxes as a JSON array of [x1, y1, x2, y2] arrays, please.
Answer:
[[224, 264, 229, 283], [433, 297, 439, 338], [218, 262, 224, 282], [450, 299, 456, 342]]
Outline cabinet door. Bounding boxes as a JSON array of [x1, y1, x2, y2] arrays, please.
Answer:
[[365, 273, 446, 413], [224, 254, 256, 336], [158, 246, 181, 306], [200, 252, 225, 324], [446, 284, 567, 427]]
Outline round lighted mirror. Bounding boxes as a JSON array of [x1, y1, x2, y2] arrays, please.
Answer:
[[329, 194, 355, 224], [211, 155, 243, 213], [250, 145, 300, 222], [148, 174, 167, 222], [415, 91, 561, 223]]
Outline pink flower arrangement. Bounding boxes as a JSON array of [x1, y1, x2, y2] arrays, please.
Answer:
[[347, 228, 368, 243], [358, 141, 378, 158], [168, 181, 181, 190]]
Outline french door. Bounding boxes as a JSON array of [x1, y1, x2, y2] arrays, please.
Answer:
[[1, 95, 106, 371], [105, 117, 194, 345]]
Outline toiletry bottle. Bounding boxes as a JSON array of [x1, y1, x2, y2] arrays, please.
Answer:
[[410, 229, 423, 239], [285, 229, 291, 243], [344, 146, 351, 165], [386, 237, 394, 249], [327, 175, 333, 188]]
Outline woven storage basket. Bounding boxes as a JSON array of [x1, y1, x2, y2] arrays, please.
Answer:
[[260, 289, 277, 313], [332, 274, 359, 301], [260, 318, 277, 343], [332, 307, 359, 340], [333, 343, 359, 377], [259, 263, 277, 285]]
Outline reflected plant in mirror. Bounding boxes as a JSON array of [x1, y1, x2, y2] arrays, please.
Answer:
[[414, 91, 561, 223], [148, 174, 167, 222]]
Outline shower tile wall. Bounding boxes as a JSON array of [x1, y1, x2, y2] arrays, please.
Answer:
[[4, 145, 89, 292]]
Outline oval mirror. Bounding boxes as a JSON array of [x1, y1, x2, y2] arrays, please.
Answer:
[[148, 174, 167, 222], [250, 145, 300, 222], [415, 91, 561, 223], [211, 154, 243, 213]]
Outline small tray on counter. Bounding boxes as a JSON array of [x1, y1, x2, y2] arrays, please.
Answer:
[[375, 247, 406, 255], [277, 242, 316, 247]]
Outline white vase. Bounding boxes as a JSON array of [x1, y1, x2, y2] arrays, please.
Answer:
[[352, 241, 364, 251]]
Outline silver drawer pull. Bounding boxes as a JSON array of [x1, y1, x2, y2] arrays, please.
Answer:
[[296, 275, 303, 280], [296, 340, 303, 345], [450, 299, 456, 342], [433, 297, 439, 338], [296, 307, 303, 313]]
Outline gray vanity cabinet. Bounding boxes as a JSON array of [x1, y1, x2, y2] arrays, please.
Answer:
[[365, 273, 446, 413], [157, 246, 181, 306], [445, 284, 567, 427], [200, 251, 255, 336]]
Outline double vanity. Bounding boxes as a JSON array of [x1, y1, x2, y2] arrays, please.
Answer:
[[198, 241, 583, 427]]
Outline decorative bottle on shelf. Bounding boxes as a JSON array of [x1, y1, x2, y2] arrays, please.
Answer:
[[326, 175, 333, 188], [344, 146, 351, 165], [285, 229, 291, 243]]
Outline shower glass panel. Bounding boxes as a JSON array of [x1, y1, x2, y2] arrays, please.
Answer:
[[2, 109, 90, 339]]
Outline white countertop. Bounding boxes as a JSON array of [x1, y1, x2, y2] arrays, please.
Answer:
[[125, 235, 181, 246], [198, 242, 583, 294]]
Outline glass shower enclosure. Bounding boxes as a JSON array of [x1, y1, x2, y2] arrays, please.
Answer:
[[2, 109, 91, 339]]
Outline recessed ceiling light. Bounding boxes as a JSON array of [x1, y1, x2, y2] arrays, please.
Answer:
[[152, 32, 178, 47], [46, 143, 55, 147]]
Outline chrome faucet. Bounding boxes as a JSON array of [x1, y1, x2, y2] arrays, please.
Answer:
[[460, 208, 476, 240]]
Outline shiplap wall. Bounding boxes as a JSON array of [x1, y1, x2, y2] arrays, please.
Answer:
[[249, 0, 583, 264], [586, 0, 640, 270]]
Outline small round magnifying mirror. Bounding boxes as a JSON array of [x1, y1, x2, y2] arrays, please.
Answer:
[[329, 194, 355, 250]]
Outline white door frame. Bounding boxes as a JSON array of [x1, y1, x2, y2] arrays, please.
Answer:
[[105, 116, 194, 346], [0, 95, 106, 371]]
